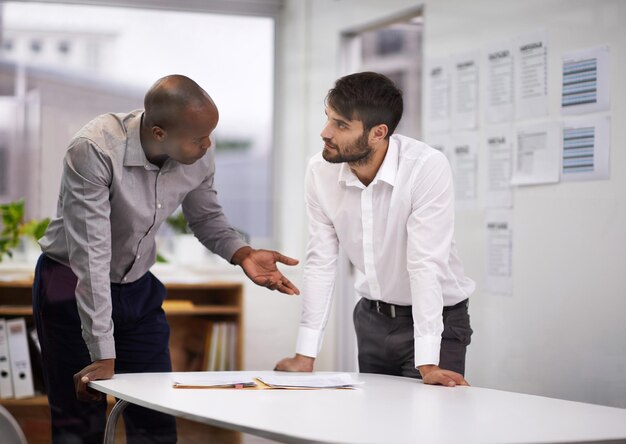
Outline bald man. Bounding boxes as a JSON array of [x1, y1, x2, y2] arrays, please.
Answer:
[[34, 75, 299, 444]]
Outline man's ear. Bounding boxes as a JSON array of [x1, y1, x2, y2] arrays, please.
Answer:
[[369, 124, 388, 143], [152, 126, 167, 141]]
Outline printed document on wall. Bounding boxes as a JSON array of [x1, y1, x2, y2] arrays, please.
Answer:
[[424, 133, 453, 166], [423, 58, 451, 133], [515, 30, 548, 119], [561, 46, 610, 115], [451, 132, 479, 208], [485, 43, 514, 124], [511, 122, 560, 185], [485, 127, 513, 208], [562, 116, 610, 181], [485, 209, 513, 295], [452, 52, 479, 130]]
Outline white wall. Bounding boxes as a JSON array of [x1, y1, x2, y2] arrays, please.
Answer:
[[270, 0, 626, 407]]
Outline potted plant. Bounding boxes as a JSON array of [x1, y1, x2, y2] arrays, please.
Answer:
[[0, 199, 50, 262]]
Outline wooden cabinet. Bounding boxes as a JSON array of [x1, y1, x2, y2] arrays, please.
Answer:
[[0, 277, 244, 444]]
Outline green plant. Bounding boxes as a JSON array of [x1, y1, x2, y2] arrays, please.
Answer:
[[0, 199, 50, 261], [166, 211, 192, 235]]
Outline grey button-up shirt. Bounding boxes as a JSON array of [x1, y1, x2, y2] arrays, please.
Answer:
[[39, 110, 247, 361]]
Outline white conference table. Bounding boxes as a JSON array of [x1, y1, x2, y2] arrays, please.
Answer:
[[90, 371, 626, 444]]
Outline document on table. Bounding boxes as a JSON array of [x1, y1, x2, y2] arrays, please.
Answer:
[[172, 374, 257, 389], [256, 373, 363, 389], [172, 373, 363, 390]]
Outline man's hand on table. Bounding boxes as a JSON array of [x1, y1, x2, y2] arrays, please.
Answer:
[[73, 358, 115, 402], [274, 354, 315, 372], [418, 364, 469, 387]]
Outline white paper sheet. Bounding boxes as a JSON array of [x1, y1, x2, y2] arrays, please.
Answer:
[[561, 46, 610, 115], [485, 127, 514, 208], [511, 122, 560, 186], [256, 373, 363, 389], [515, 30, 548, 119], [424, 133, 453, 166], [423, 58, 451, 133], [485, 43, 514, 124], [485, 209, 513, 295], [451, 132, 479, 206], [452, 52, 479, 130], [561, 116, 610, 181]]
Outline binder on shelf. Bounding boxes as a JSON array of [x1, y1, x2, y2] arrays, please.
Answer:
[[6, 318, 35, 398], [0, 318, 14, 398]]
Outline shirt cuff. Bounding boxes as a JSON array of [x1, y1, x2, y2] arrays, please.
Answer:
[[86, 338, 116, 362], [223, 238, 249, 264], [413, 335, 441, 368], [296, 326, 323, 358]]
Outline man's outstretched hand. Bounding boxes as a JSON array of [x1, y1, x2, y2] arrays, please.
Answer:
[[232, 247, 300, 295]]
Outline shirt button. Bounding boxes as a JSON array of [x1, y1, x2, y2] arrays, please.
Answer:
[[136, 254, 141, 259], [144, 164, 149, 169], [123, 277, 128, 282], [157, 203, 162, 209]]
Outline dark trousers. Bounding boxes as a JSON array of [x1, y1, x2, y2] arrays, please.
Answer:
[[353, 297, 473, 378], [32, 254, 177, 444]]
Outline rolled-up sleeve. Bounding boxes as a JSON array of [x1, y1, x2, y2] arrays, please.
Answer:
[[181, 149, 248, 262], [62, 139, 116, 361], [407, 151, 455, 368]]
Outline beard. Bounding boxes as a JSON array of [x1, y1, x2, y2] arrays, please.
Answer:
[[322, 130, 373, 166]]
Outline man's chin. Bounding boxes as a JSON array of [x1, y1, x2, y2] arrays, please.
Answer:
[[322, 148, 343, 164]]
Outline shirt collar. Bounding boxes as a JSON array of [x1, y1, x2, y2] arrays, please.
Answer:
[[337, 137, 399, 188], [376, 137, 398, 187], [123, 111, 153, 168]]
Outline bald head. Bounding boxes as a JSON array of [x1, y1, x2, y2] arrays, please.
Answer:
[[143, 74, 217, 130]]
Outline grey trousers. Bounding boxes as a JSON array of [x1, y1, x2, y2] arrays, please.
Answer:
[[353, 298, 473, 378]]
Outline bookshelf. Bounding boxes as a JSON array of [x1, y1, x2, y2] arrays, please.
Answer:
[[0, 277, 244, 444]]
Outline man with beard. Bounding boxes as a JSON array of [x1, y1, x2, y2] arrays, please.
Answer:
[[275, 72, 474, 386]]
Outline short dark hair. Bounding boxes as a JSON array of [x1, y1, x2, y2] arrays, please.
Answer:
[[326, 72, 403, 138]]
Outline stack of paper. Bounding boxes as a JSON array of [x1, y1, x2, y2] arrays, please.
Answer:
[[256, 373, 362, 389], [172, 373, 363, 390]]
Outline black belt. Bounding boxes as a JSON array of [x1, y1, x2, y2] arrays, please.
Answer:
[[363, 298, 468, 319]]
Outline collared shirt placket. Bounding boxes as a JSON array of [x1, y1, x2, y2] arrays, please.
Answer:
[[361, 185, 381, 300]]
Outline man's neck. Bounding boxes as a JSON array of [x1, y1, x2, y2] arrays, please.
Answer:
[[349, 138, 390, 187], [139, 116, 167, 168]]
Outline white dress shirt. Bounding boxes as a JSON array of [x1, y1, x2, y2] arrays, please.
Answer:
[[296, 134, 475, 367]]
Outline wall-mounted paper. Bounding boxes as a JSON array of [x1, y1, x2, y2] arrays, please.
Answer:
[[511, 122, 561, 185], [485, 209, 513, 295], [452, 52, 479, 130], [424, 133, 453, 166], [561, 46, 610, 115], [515, 30, 548, 119], [451, 132, 479, 206], [423, 59, 451, 133], [485, 43, 514, 124], [485, 127, 514, 208], [561, 116, 610, 181]]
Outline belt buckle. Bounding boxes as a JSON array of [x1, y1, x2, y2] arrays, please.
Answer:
[[374, 301, 396, 318]]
